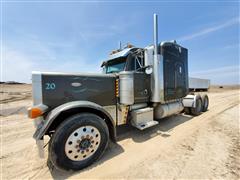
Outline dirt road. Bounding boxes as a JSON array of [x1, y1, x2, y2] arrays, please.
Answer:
[[1, 85, 239, 179]]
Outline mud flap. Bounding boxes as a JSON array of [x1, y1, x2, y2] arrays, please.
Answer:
[[36, 139, 44, 158]]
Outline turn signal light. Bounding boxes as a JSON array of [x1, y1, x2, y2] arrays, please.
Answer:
[[28, 107, 43, 119], [115, 79, 119, 97], [28, 105, 48, 119]]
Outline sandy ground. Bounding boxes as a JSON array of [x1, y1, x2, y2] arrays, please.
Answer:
[[0, 85, 239, 179]]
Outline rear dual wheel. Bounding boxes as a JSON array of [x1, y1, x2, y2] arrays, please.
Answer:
[[48, 113, 109, 171], [190, 94, 202, 116], [201, 94, 209, 112], [184, 94, 209, 115]]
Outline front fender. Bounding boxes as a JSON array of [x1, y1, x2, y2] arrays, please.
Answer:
[[33, 101, 116, 140]]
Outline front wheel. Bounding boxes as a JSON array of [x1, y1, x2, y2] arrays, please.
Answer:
[[48, 113, 109, 171]]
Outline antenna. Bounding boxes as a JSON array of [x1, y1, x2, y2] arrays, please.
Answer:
[[119, 41, 122, 50]]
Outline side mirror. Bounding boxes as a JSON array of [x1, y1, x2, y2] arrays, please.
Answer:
[[136, 65, 153, 74], [145, 66, 153, 74], [101, 61, 106, 67]]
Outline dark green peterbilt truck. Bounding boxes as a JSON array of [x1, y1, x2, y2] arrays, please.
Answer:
[[28, 14, 209, 171]]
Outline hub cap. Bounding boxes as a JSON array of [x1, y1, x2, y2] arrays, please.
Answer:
[[65, 126, 101, 161]]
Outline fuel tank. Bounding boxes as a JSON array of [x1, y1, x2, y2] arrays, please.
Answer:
[[154, 101, 184, 119]]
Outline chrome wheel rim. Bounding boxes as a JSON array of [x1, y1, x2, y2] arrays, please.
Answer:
[[65, 126, 101, 161]]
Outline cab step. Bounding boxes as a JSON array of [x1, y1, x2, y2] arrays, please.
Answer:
[[133, 120, 159, 130], [130, 107, 159, 130]]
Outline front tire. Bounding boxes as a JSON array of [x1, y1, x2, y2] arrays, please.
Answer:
[[48, 113, 109, 171]]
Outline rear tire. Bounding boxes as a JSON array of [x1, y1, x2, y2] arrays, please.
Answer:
[[190, 95, 202, 116], [201, 94, 209, 112], [48, 113, 109, 171]]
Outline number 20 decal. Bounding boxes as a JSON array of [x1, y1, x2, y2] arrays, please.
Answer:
[[45, 83, 56, 90]]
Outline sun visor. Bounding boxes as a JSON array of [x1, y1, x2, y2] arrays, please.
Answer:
[[108, 48, 133, 61]]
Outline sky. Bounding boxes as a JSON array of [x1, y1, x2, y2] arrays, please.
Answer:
[[1, 1, 240, 85]]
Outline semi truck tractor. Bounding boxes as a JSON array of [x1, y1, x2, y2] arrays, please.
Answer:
[[28, 14, 209, 171]]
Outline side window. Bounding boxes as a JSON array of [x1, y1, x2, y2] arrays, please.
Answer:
[[128, 57, 135, 71], [135, 56, 144, 70], [126, 50, 145, 71]]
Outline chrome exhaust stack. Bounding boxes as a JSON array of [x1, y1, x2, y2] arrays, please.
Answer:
[[151, 13, 164, 103], [153, 14, 158, 59]]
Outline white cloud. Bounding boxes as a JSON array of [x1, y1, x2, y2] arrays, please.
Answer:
[[224, 43, 240, 49], [2, 12, 141, 83], [190, 65, 240, 85], [2, 47, 102, 83], [79, 31, 117, 41], [2, 31, 105, 83], [190, 66, 239, 75], [77, 15, 138, 42], [3, 48, 36, 83], [178, 17, 240, 42]]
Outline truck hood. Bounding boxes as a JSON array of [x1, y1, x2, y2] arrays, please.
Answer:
[[33, 71, 117, 109]]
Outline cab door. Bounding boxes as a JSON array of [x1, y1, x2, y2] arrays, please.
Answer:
[[125, 51, 151, 104]]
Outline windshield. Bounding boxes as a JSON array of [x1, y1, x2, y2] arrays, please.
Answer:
[[106, 58, 126, 73]]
